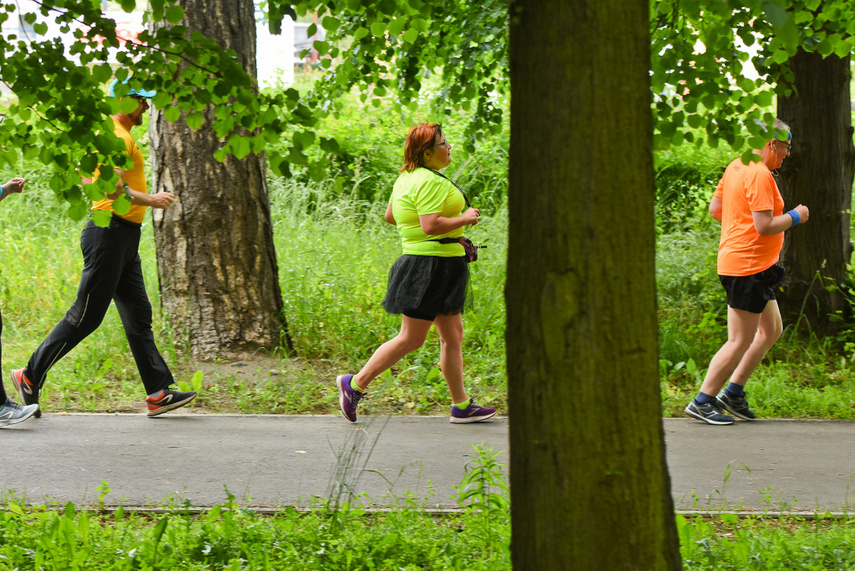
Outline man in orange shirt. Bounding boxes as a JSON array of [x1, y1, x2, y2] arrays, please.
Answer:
[[685, 120, 809, 425], [11, 78, 196, 418]]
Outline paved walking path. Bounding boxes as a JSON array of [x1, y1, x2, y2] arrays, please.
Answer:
[[1, 414, 852, 513]]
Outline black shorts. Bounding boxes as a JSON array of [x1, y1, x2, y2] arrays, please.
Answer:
[[719, 264, 786, 314]]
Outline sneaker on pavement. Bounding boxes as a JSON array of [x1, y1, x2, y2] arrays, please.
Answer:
[[11, 368, 41, 418], [0, 398, 38, 427], [684, 400, 734, 425], [717, 392, 756, 421], [450, 399, 496, 424], [336, 374, 365, 422], [146, 389, 197, 417]]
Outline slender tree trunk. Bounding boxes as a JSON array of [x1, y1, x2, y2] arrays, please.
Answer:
[[149, 0, 288, 359], [507, 0, 681, 568], [777, 50, 855, 336]]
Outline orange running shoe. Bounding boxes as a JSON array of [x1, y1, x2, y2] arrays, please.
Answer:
[[10, 368, 40, 418]]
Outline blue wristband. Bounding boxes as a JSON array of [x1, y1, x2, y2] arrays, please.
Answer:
[[787, 209, 800, 226]]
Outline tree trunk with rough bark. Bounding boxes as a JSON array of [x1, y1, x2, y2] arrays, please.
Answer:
[[507, 0, 682, 568], [149, 0, 287, 359], [777, 50, 855, 336]]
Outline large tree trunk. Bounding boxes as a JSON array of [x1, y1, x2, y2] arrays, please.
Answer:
[[507, 0, 681, 568], [777, 50, 855, 336], [149, 0, 288, 359]]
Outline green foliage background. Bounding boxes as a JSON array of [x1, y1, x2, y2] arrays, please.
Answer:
[[2, 79, 855, 420]]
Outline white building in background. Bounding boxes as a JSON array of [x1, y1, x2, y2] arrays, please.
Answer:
[[1, 0, 300, 97]]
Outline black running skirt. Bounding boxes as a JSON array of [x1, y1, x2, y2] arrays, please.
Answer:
[[382, 255, 472, 319]]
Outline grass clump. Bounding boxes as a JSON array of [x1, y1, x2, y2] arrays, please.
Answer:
[[680, 513, 855, 570], [0, 500, 509, 570]]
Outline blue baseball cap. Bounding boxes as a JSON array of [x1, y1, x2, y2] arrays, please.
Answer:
[[109, 78, 157, 98]]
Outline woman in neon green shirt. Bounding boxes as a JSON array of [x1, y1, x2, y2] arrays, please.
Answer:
[[336, 123, 496, 425]]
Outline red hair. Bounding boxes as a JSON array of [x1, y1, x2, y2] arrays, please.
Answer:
[[400, 123, 442, 173]]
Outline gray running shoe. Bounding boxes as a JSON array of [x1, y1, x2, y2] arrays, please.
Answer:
[[717, 392, 756, 421], [684, 400, 734, 425], [0, 398, 39, 427]]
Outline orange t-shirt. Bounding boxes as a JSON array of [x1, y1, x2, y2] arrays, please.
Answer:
[[713, 158, 784, 277]]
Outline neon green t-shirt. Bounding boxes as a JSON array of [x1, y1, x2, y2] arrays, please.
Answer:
[[390, 168, 465, 257]]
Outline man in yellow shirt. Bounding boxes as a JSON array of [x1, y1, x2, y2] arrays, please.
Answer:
[[11, 78, 196, 418]]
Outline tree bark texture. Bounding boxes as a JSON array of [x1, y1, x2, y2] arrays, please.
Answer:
[[149, 0, 287, 359], [777, 50, 855, 336], [507, 1, 681, 569]]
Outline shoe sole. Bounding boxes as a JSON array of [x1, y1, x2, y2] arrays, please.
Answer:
[[11, 369, 41, 418], [450, 410, 497, 424], [147, 393, 197, 417], [336, 375, 357, 422], [684, 405, 734, 425], [716, 398, 756, 421]]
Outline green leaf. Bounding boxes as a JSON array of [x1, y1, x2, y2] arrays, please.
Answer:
[[352, 27, 369, 42], [79, 154, 99, 176], [322, 16, 340, 32], [94, 134, 124, 153], [771, 49, 790, 64], [755, 90, 773, 107], [120, 97, 140, 114], [833, 40, 851, 58], [120, 0, 136, 12], [389, 17, 406, 37], [308, 163, 326, 182], [186, 112, 204, 130], [91, 209, 113, 227], [293, 130, 316, 149], [165, 6, 185, 24], [762, 1, 789, 27], [402, 28, 419, 44], [231, 135, 251, 159], [111, 194, 132, 215], [370, 21, 387, 37], [320, 137, 340, 153], [164, 106, 181, 122], [314, 40, 330, 55], [191, 370, 204, 392]]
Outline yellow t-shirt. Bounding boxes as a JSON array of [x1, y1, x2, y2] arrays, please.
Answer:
[[390, 168, 466, 257], [713, 158, 785, 276], [91, 118, 148, 224]]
